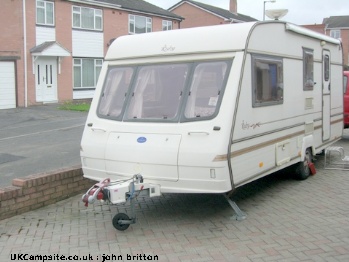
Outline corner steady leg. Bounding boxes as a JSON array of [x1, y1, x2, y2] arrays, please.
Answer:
[[224, 194, 246, 221]]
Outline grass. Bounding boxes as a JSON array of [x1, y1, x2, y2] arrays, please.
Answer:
[[58, 101, 91, 112]]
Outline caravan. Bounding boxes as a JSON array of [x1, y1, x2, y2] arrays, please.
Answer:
[[81, 21, 343, 230]]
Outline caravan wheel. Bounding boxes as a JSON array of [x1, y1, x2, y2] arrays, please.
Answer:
[[112, 213, 130, 231], [294, 148, 312, 180]]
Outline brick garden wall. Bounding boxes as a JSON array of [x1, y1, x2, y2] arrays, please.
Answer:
[[0, 167, 94, 221]]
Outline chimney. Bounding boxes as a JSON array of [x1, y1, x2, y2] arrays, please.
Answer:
[[230, 0, 237, 14]]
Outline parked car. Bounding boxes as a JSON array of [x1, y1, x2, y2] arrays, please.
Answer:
[[344, 71, 349, 128]]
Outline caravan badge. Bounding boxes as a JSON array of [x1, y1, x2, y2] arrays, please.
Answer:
[[137, 137, 147, 143]]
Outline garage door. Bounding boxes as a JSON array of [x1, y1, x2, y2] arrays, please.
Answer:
[[0, 61, 16, 109]]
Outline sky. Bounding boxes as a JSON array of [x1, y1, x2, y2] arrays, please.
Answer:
[[143, 0, 349, 25]]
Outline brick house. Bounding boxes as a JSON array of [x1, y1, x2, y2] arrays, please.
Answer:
[[0, 0, 182, 109], [168, 0, 256, 29], [303, 15, 349, 69]]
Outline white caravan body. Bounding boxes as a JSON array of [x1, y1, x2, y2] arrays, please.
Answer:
[[81, 21, 343, 194]]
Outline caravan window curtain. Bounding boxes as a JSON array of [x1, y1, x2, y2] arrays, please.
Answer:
[[252, 54, 284, 107], [97, 60, 231, 123], [184, 61, 229, 119], [125, 63, 189, 120], [303, 48, 314, 91], [98, 67, 134, 118], [324, 55, 330, 82]]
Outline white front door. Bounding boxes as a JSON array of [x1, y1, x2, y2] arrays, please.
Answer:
[[322, 50, 331, 141], [35, 57, 57, 103]]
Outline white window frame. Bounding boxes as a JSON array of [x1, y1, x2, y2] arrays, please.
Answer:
[[73, 58, 103, 89], [252, 54, 284, 107], [129, 15, 152, 34], [36, 0, 54, 26], [162, 20, 173, 31], [72, 6, 103, 31], [330, 29, 341, 39]]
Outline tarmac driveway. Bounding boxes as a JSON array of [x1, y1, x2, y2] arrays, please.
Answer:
[[0, 104, 87, 187]]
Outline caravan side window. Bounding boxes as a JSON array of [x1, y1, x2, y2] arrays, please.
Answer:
[[303, 48, 314, 90], [252, 55, 283, 107]]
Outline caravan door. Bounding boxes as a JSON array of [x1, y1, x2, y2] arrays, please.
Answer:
[[322, 50, 331, 141]]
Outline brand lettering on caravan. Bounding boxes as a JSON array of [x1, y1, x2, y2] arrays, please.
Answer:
[[161, 44, 175, 52], [242, 120, 261, 130]]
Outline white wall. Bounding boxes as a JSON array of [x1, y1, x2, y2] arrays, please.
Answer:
[[73, 89, 95, 99], [72, 30, 103, 57], [36, 27, 55, 45]]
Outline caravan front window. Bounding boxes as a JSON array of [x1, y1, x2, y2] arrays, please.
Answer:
[[97, 60, 231, 122], [252, 55, 283, 107], [184, 62, 228, 119], [98, 67, 134, 118], [125, 63, 189, 120]]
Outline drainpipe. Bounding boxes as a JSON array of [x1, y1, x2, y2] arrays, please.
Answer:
[[23, 0, 28, 107]]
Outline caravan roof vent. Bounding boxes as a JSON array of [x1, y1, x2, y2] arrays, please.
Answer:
[[265, 9, 288, 20]]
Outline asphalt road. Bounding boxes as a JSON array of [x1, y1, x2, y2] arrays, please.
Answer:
[[0, 104, 87, 187]]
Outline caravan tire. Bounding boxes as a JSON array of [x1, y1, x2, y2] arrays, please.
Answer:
[[294, 148, 312, 180], [112, 213, 130, 231]]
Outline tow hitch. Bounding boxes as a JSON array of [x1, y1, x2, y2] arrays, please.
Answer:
[[82, 174, 161, 231]]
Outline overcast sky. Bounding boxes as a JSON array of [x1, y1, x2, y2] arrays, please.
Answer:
[[143, 0, 349, 25]]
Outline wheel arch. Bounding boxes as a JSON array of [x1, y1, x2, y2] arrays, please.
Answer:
[[300, 135, 315, 161]]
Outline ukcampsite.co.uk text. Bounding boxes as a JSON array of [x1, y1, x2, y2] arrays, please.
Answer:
[[11, 253, 160, 261]]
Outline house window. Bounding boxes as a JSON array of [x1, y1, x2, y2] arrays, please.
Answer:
[[129, 15, 152, 34], [73, 58, 103, 89], [162, 20, 173, 31], [73, 6, 102, 30], [252, 54, 284, 107], [303, 48, 314, 90], [36, 0, 54, 26], [330, 30, 341, 39]]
